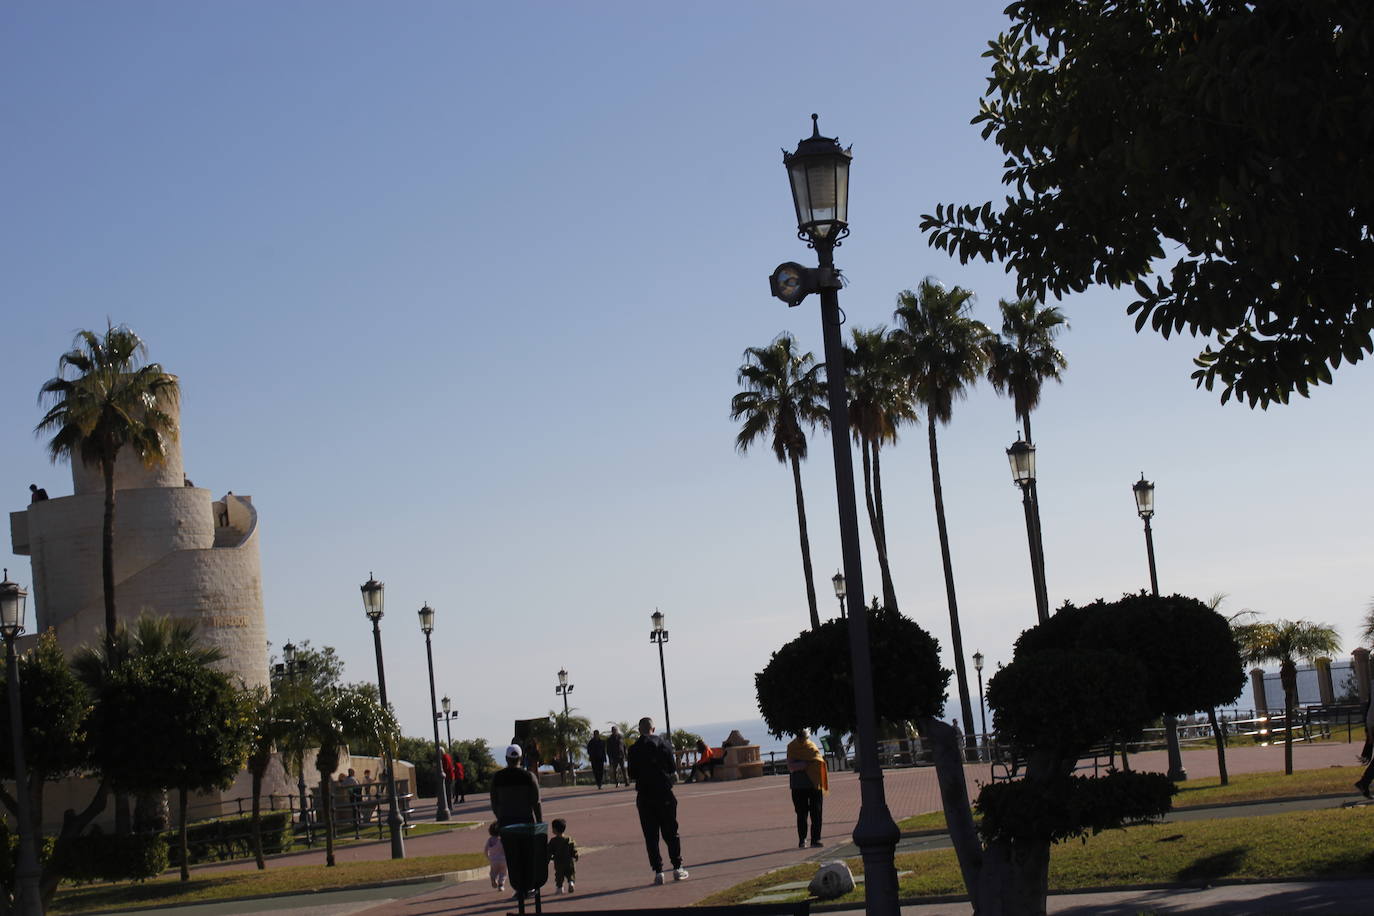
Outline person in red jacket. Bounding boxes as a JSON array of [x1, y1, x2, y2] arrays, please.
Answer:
[[686, 740, 721, 783]]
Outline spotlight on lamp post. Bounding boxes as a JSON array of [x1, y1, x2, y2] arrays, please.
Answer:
[[972, 651, 988, 760], [276, 641, 311, 829], [1, 570, 41, 916], [649, 610, 672, 738], [360, 573, 406, 858], [555, 668, 574, 784], [769, 114, 900, 913], [1006, 437, 1049, 622], [1131, 475, 1186, 782], [418, 603, 450, 821], [831, 570, 847, 619]]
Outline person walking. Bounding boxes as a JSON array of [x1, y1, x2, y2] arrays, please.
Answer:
[[587, 730, 608, 790], [484, 822, 508, 892], [548, 817, 579, 893], [607, 725, 627, 787], [786, 729, 828, 848], [491, 744, 542, 826], [626, 716, 687, 884]]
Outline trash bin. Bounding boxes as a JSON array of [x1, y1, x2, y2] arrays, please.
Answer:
[[499, 822, 549, 897]]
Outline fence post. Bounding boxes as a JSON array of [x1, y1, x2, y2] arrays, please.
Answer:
[[1316, 657, 1335, 705], [1353, 649, 1371, 705], [1250, 668, 1269, 716]]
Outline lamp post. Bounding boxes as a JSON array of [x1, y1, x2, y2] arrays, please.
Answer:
[[360, 574, 406, 858], [555, 668, 574, 784], [1133, 475, 1186, 781], [277, 641, 311, 828], [769, 114, 899, 913], [438, 696, 458, 804], [831, 570, 847, 619], [972, 651, 988, 760], [1, 570, 41, 916], [418, 604, 450, 821], [1007, 438, 1049, 622], [649, 610, 672, 738]]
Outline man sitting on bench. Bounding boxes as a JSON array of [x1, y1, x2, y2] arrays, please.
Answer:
[[686, 740, 722, 782]]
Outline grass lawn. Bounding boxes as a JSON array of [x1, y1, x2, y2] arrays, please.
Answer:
[[894, 765, 1364, 832], [51, 852, 487, 915], [698, 806, 1374, 907]]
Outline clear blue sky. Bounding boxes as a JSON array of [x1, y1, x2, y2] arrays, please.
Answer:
[[4, 1, 1370, 751]]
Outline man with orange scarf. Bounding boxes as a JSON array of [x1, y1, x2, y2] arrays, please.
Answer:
[[786, 729, 828, 848]]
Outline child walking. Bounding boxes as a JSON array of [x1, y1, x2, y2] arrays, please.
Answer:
[[484, 822, 508, 892], [548, 817, 579, 894]]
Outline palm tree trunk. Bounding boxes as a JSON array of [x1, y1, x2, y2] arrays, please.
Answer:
[[321, 775, 336, 867], [178, 787, 190, 882], [101, 455, 117, 648], [927, 418, 977, 761], [789, 452, 821, 630], [251, 769, 265, 869], [861, 439, 898, 610]]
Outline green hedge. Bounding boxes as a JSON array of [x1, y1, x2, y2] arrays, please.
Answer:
[[49, 829, 167, 884], [163, 810, 293, 867]]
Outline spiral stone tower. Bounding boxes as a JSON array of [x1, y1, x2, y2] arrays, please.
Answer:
[[9, 395, 268, 689]]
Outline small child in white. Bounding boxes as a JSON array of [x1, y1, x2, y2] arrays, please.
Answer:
[[484, 822, 508, 892]]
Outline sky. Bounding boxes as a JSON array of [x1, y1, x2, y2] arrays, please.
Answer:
[[3, 2, 1371, 754]]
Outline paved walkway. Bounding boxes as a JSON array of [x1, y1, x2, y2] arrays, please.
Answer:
[[126, 740, 1370, 914]]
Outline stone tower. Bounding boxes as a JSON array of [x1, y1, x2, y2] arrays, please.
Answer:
[[9, 396, 268, 688]]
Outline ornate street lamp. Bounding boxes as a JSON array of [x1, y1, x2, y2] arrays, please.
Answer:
[[1, 571, 41, 916], [972, 651, 988, 759], [769, 115, 899, 912], [831, 570, 847, 619], [555, 668, 575, 783], [1131, 476, 1185, 781], [418, 603, 449, 821], [360, 574, 406, 858], [649, 610, 671, 738], [1007, 437, 1049, 622]]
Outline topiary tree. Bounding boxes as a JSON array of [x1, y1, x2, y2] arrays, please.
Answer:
[[755, 601, 949, 739], [926, 592, 1246, 914]]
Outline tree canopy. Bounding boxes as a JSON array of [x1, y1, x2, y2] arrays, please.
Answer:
[[755, 602, 948, 738], [921, 0, 1374, 408]]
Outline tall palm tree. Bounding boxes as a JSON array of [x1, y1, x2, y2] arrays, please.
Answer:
[[844, 327, 916, 610], [36, 324, 179, 652], [984, 297, 1069, 446], [1360, 597, 1374, 645], [731, 334, 829, 629], [892, 278, 992, 758], [1235, 618, 1341, 775]]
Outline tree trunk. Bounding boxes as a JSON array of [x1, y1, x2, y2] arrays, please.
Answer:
[[1208, 707, 1229, 786], [977, 838, 1052, 915], [251, 769, 265, 869], [100, 455, 118, 650], [321, 775, 336, 867], [41, 780, 109, 908], [134, 789, 169, 833], [918, 717, 981, 905], [178, 787, 190, 882], [927, 418, 977, 760], [789, 451, 820, 630], [864, 440, 898, 611], [1282, 662, 1296, 775]]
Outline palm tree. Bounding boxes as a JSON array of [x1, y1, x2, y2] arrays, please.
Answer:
[[844, 327, 916, 610], [984, 297, 1069, 446], [1360, 597, 1374, 645], [1235, 618, 1341, 775], [892, 278, 992, 759], [731, 334, 829, 629], [36, 324, 179, 653]]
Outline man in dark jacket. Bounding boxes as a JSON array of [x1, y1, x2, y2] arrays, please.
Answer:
[[626, 716, 687, 884], [607, 725, 627, 786], [491, 744, 542, 825], [586, 730, 608, 790]]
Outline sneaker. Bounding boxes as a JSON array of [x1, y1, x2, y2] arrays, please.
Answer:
[[798, 839, 806, 848], [653, 871, 665, 885], [554, 886, 564, 895], [810, 839, 823, 847], [1357, 781, 1372, 799], [674, 867, 689, 881], [568, 881, 575, 893]]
